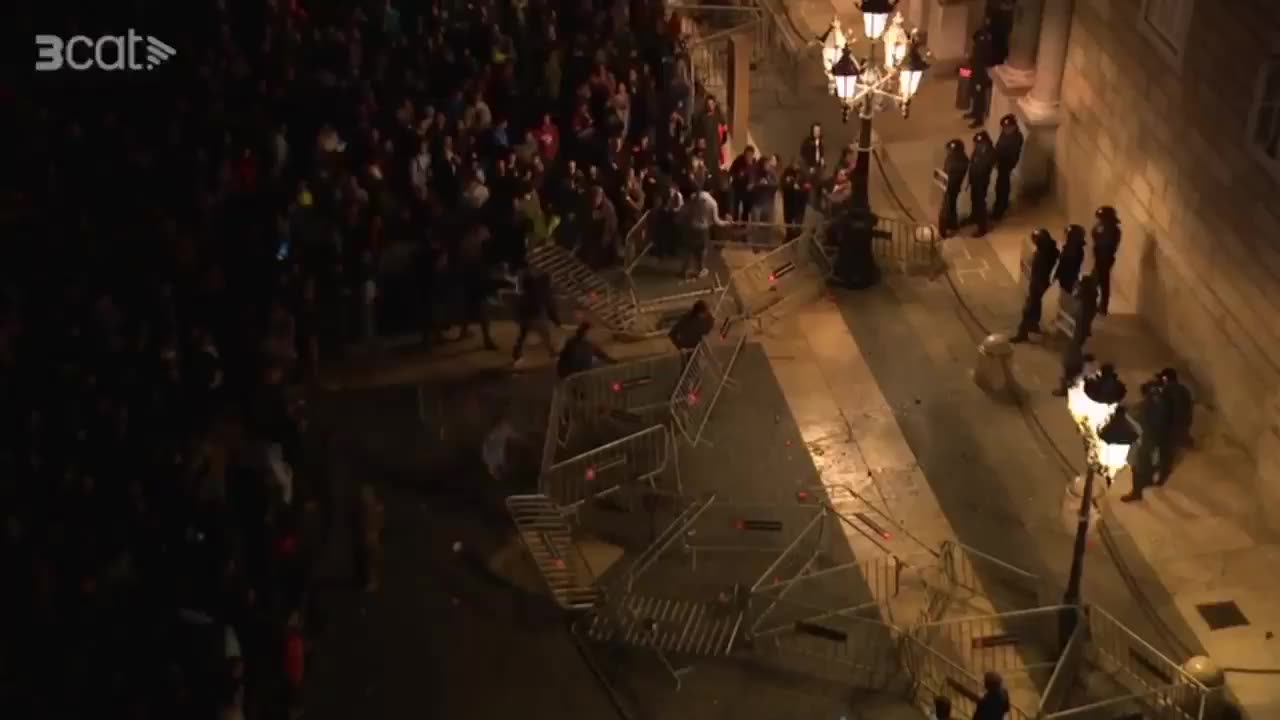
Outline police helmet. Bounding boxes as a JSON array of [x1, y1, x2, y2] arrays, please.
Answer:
[[1095, 205, 1119, 222], [1159, 367, 1179, 382], [1000, 114, 1018, 128], [973, 130, 992, 145], [946, 139, 964, 151], [1031, 227, 1052, 245], [1065, 223, 1086, 242]]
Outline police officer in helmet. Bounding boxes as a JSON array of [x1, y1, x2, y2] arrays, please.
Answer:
[[1055, 224, 1087, 294], [1090, 206, 1122, 315], [992, 114, 1023, 219], [1011, 228, 1059, 343], [968, 130, 996, 237], [938, 139, 969, 238]]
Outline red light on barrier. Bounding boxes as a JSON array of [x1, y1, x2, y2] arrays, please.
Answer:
[[768, 273, 777, 283], [553, 559, 566, 569], [611, 382, 623, 392], [734, 520, 745, 530], [687, 391, 699, 404], [585, 466, 597, 481], [959, 67, 973, 78], [796, 491, 809, 500]]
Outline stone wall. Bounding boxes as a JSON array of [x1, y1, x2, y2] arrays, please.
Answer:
[[1052, 1, 1280, 517], [1049, 0, 1280, 456]]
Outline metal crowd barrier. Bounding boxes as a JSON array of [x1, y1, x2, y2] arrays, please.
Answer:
[[538, 424, 672, 511], [622, 210, 653, 274], [751, 556, 904, 636], [559, 354, 683, 432], [906, 606, 1076, 720], [940, 540, 1055, 613], [667, 284, 748, 446], [871, 214, 943, 274], [1068, 605, 1211, 720], [504, 494, 603, 610], [711, 220, 797, 250], [729, 231, 825, 322], [678, 501, 825, 571]]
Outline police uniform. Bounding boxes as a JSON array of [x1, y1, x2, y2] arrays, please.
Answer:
[[1012, 228, 1059, 341], [1055, 224, 1086, 294], [968, 131, 996, 237], [1090, 206, 1121, 315], [992, 114, 1023, 219], [938, 139, 969, 238]]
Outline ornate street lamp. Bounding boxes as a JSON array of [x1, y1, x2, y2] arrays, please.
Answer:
[[859, 0, 896, 41], [821, 18, 849, 93], [1062, 371, 1140, 609], [898, 37, 930, 111], [881, 13, 909, 70], [831, 48, 861, 121]]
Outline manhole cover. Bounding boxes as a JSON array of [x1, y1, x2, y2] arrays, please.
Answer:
[[1195, 601, 1250, 630]]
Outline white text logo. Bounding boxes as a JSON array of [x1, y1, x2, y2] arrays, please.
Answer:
[[35, 31, 176, 72]]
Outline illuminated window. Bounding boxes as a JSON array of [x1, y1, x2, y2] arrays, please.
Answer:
[[1139, 0, 1194, 61], [1249, 57, 1280, 170]]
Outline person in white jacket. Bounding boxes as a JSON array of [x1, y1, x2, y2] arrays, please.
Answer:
[[680, 186, 724, 279]]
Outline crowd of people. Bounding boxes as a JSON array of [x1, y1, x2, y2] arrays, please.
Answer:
[[0, 0, 810, 717]]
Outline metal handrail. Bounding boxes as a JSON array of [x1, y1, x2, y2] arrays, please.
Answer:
[[622, 209, 652, 274], [1087, 604, 1209, 689]]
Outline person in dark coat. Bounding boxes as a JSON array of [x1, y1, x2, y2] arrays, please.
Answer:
[[1157, 367, 1194, 479], [781, 162, 808, 226], [1055, 224, 1086, 293], [511, 266, 561, 367], [728, 145, 757, 221], [1053, 346, 1095, 397], [974, 671, 1011, 720], [991, 114, 1023, 219], [800, 123, 826, 174], [939, 139, 968, 238], [968, 130, 996, 237], [556, 322, 614, 379], [1123, 382, 1167, 503], [1090, 206, 1122, 315], [668, 300, 714, 361], [966, 18, 996, 129], [1012, 228, 1059, 342], [1071, 274, 1100, 346]]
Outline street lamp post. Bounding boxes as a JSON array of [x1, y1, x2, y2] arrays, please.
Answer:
[[1062, 373, 1140, 606], [823, 2, 929, 289]]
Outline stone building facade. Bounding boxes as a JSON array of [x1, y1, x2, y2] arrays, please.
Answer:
[[993, 0, 1280, 522]]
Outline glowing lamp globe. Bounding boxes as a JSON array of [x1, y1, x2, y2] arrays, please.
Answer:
[[882, 14, 908, 70], [899, 44, 930, 101], [859, 0, 896, 40], [1067, 379, 1115, 433], [831, 50, 860, 102], [1096, 409, 1140, 477]]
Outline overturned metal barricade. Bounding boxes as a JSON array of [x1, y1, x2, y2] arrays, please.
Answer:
[[667, 285, 748, 446], [539, 424, 673, 510], [556, 353, 683, 452], [731, 232, 826, 321], [504, 494, 603, 610]]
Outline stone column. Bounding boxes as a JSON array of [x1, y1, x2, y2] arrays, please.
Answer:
[[926, 0, 983, 68], [903, 0, 929, 30], [1014, 0, 1073, 197], [986, 0, 1043, 138], [728, 29, 753, 156]]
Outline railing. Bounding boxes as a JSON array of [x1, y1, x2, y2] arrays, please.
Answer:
[[559, 353, 684, 430], [667, 283, 748, 446], [729, 229, 825, 321], [872, 214, 944, 274], [711, 220, 799, 250], [1074, 605, 1210, 720], [622, 210, 653, 273], [540, 382, 570, 471], [678, 501, 825, 571], [939, 540, 1056, 613], [538, 424, 672, 510], [907, 606, 1080, 720]]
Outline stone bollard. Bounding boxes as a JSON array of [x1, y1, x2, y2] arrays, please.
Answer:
[[1182, 655, 1227, 719], [974, 333, 1016, 399]]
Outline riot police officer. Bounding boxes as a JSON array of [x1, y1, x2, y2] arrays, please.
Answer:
[[1055, 224, 1086, 293], [968, 131, 996, 237], [939, 139, 969, 238], [1123, 381, 1167, 503], [1157, 368, 1194, 481], [1012, 228, 1059, 342], [967, 18, 996, 129], [1071, 274, 1099, 346], [1091, 206, 1122, 315], [992, 114, 1023, 220]]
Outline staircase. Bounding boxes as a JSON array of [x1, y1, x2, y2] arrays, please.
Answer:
[[579, 593, 746, 657], [504, 494, 603, 610], [527, 241, 638, 333]]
